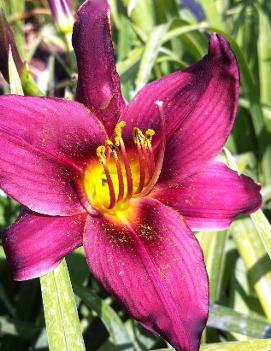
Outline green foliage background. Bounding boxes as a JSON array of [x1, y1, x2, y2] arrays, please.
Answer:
[[1, 0, 271, 350]]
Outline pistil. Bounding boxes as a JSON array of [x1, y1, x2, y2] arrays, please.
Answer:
[[144, 129, 156, 182]]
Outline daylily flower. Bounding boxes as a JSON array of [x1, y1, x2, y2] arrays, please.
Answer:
[[0, 0, 261, 350]]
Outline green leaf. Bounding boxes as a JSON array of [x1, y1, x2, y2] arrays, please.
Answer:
[[8, 46, 23, 95], [197, 231, 227, 302], [162, 21, 209, 44], [122, 0, 154, 36], [231, 218, 271, 321], [257, 3, 271, 105], [40, 260, 85, 351], [117, 47, 143, 77], [135, 23, 169, 92], [197, 0, 225, 30], [0, 316, 40, 339], [208, 304, 271, 338], [74, 284, 133, 350], [251, 210, 271, 262]]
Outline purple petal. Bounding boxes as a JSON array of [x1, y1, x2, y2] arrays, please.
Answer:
[[73, 0, 126, 135], [3, 211, 86, 280], [0, 95, 107, 215], [152, 162, 262, 231], [120, 34, 239, 180], [83, 198, 208, 350]]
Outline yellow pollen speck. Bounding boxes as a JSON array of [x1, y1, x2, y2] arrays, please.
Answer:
[[96, 145, 106, 161]]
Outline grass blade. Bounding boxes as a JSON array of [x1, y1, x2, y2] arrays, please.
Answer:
[[208, 304, 271, 338], [257, 4, 271, 105], [74, 284, 133, 351], [8, 46, 23, 95], [135, 23, 169, 92], [40, 260, 85, 351]]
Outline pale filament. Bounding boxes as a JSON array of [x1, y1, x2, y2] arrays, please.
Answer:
[[133, 129, 147, 194], [134, 100, 166, 198]]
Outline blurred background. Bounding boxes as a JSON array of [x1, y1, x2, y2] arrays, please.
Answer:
[[0, 0, 271, 350]]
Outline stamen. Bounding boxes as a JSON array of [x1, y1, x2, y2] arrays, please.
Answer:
[[135, 101, 166, 198], [96, 146, 116, 209], [133, 128, 146, 194], [106, 140, 124, 202], [114, 122, 133, 201], [145, 129, 156, 181], [115, 121, 126, 147], [145, 129, 155, 144]]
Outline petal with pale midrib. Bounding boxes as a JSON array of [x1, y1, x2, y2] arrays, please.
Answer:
[[83, 198, 208, 351]]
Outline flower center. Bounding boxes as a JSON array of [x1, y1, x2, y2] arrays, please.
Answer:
[[83, 101, 166, 216]]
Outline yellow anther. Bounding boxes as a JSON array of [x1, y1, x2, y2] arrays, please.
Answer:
[[116, 121, 126, 130], [133, 128, 145, 145], [145, 129, 155, 148], [114, 121, 126, 146], [96, 145, 106, 162], [145, 129, 155, 141], [105, 139, 118, 155]]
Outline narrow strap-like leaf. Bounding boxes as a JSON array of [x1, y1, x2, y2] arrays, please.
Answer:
[[135, 23, 169, 93], [74, 284, 133, 350], [40, 260, 85, 351], [8, 46, 23, 95]]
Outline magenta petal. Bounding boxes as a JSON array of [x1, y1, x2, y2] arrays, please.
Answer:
[[3, 211, 86, 280], [83, 198, 208, 351], [73, 0, 126, 135], [121, 34, 239, 180], [152, 162, 262, 231], [0, 95, 106, 215]]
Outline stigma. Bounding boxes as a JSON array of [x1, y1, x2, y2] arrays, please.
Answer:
[[83, 101, 166, 214]]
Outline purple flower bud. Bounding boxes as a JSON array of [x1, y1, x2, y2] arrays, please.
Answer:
[[48, 0, 74, 34], [0, 10, 23, 81]]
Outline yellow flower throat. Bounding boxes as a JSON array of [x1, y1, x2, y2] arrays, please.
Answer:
[[82, 101, 166, 217], [83, 121, 156, 215]]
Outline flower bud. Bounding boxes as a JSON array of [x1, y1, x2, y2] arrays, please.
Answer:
[[48, 0, 74, 34], [0, 10, 23, 81]]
